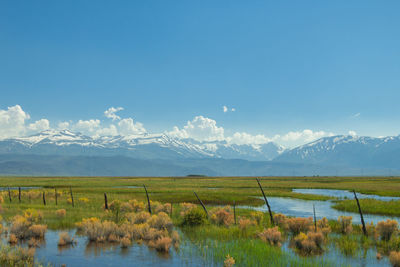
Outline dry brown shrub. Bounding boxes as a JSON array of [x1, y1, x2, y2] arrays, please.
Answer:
[[287, 217, 313, 235], [56, 209, 66, 218], [273, 213, 288, 230], [121, 236, 131, 248], [58, 232, 75, 246], [120, 202, 134, 213], [210, 206, 234, 227], [293, 231, 324, 255], [131, 223, 150, 240], [377, 219, 398, 241], [8, 233, 18, 244], [179, 203, 196, 217], [376, 252, 383, 260], [338, 216, 353, 234], [128, 199, 146, 212], [317, 217, 331, 235], [258, 227, 282, 246], [390, 251, 400, 267], [27, 224, 47, 239], [171, 230, 180, 249], [224, 254, 235, 267], [27, 238, 41, 248], [108, 234, 120, 243], [148, 236, 172, 252], [132, 211, 151, 224], [238, 218, 256, 231], [307, 231, 324, 248], [143, 228, 166, 241], [147, 212, 173, 232]]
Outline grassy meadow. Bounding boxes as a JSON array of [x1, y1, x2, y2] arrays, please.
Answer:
[[1, 176, 400, 266]]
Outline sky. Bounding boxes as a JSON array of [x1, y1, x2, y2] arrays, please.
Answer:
[[1, 1, 399, 148]]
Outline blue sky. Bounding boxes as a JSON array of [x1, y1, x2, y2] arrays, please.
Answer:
[[1, 1, 399, 147]]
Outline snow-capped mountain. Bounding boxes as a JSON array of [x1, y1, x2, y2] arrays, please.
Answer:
[[0, 130, 284, 161], [274, 134, 400, 169]]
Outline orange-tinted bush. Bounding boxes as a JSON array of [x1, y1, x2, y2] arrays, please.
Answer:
[[258, 227, 282, 246], [377, 219, 398, 241]]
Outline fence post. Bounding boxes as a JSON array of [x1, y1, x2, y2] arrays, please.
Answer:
[[18, 187, 21, 203], [8, 187, 12, 203], [353, 190, 367, 236], [70, 187, 74, 207], [43, 191, 46, 206], [233, 200, 237, 225], [143, 185, 151, 214], [256, 178, 274, 226], [194, 192, 208, 218], [313, 204, 317, 232], [104, 193, 108, 210], [55, 188, 58, 205]]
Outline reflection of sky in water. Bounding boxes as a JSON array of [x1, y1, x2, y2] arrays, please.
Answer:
[[33, 230, 206, 267], [0, 187, 41, 191], [293, 188, 400, 201], [242, 196, 400, 225]]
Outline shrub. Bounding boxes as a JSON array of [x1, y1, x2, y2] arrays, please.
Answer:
[[307, 231, 324, 248], [250, 211, 264, 226], [8, 234, 18, 244], [27, 238, 41, 248], [132, 211, 151, 224], [148, 212, 173, 232], [338, 216, 353, 234], [273, 213, 288, 230], [149, 237, 172, 252], [78, 197, 89, 204], [0, 245, 35, 266], [179, 203, 196, 217], [24, 209, 43, 224], [210, 206, 234, 227], [128, 199, 146, 212], [293, 231, 324, 255], [224, 254, 235, 267], [377, 220, 398, 241], [258, 227, 282, 246], [121, 236, 131, 248], [58, 232, 75, 246], [238, 218, 256, 231], [171, 230, 180, 249], [287, 217, 313, 235], [182, 208, 207, 226], [317, 217, 331, 235], [56, 209, 66, 218], [27, 225, 47, 239], [390, 251, 400, 267], [120, 202, 134, 213]]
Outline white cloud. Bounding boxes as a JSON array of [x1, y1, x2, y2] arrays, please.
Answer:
[[28, 119, 50, 132], [348, 130, 357, 136], [352, 112, 361, 118], [223, 105, 235, 113], [118, 118, 146, 135], [272, 129, 335, 147], [104, 107, 124, 121], [0, 105, 31, 139], [58, 122, 70, 130], [73, 119, 101, 135], [169, 116, 225, 141], [227, 132, 271, 145]]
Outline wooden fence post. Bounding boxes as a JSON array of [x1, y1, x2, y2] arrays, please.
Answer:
[[313, 204, 317, 232], [70, 187, 74, 207], [18, 187, 21, 203], [55, 188, 58, 205], [43, 191, 46, 206], [353, 190, 367, 236], [233, 200, 237, 225], [143, 185, 151, 214], [194, 192, 208, 218], [104, 193, 108, 210], [8, 187, 12, 203], [256, 178, 274, 226]]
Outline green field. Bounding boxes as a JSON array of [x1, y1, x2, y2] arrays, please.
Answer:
[[1, 176, 400, 266]]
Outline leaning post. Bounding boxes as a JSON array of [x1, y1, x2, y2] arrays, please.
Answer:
[[70, 187, 74, 208], [104, 193, 109, 210], [353, 190, 367, 236], [194, 191, 208, 218], [313, 204, 317, 232], [256, 178, 274, 226], [143, 185, 152, 214], [18, 187, 21, 203]]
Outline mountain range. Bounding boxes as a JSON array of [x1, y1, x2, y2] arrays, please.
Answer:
[[0, 130, 399, 176]]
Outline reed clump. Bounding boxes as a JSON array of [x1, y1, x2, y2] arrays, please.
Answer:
[[293, 231, 324, 255], [377, 219, 398, 241], [338, 216, 353, 234], [56, 209, 67, 219], [223, 254, 235, 267]]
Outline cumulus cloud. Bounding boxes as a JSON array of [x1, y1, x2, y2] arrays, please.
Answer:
[[57, 122, 70, 130], [73, 119, 101, 135], [118, 118, 147, 135], [272, 129, 335, 147], [0, 105, 30, 138], [226, 132, 271, 145], [28, 119, 50, 132], [348, 130, 357, 136], [104, 107, 124, 121], [169, 116, 225, 141]]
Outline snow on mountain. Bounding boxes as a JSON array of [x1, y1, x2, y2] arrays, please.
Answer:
[[274, 134, 400, 169], [0, 130, 284, 161]]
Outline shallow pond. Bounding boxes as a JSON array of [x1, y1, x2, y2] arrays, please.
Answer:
[[0, 187, 41, 191], [293, 188, 400, 201], [31, 230, 206, 267]]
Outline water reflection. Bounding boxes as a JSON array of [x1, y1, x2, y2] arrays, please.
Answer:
[[293, 188, 400, 201]]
